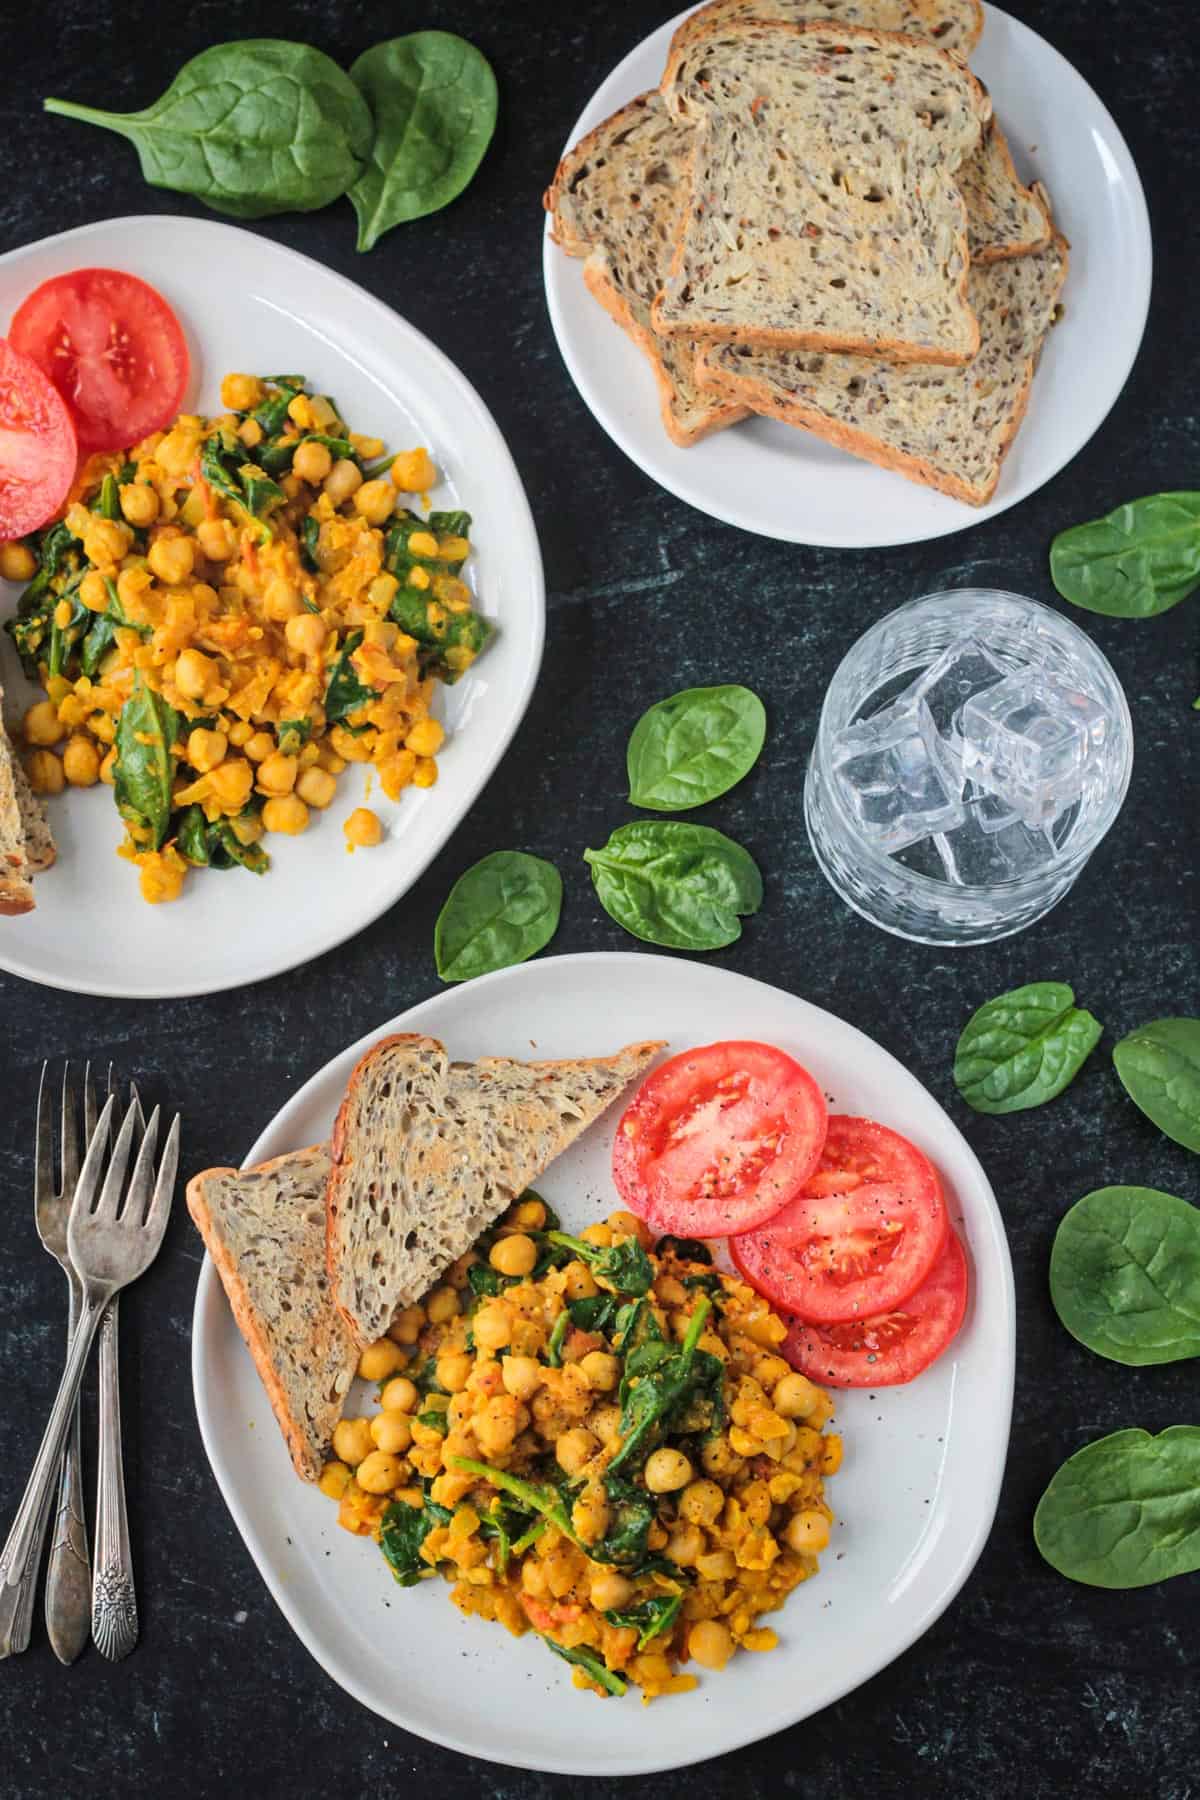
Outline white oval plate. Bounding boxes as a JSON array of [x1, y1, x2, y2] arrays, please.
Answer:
[[543, 3, 1151, 547], [192, 952, 1014, 1775], [0, 216, 544, 998]]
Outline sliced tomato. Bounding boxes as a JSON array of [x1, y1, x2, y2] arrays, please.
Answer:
[[10, 268, 189, 452], [730, 1114, 946, 1323], [612, 1040, 828, 1237], [0, 338, 77, 540], [781, 1228, 968, 1387]]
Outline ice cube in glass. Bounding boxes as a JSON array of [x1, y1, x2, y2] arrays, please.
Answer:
[[959, 671, 1109, 826], [938, 810, 1059, 886], [908, 634, 1006, 734], [831, 698, 965, 853]]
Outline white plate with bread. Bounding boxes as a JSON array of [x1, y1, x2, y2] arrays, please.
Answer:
[[543, 1, 1150, 546], [190, 952, 1013, 1774]]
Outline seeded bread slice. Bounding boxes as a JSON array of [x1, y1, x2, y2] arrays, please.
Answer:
[[696, 232, 1069, 505], [668, 0, 984, 66], [654, 22, 990, 364], [13, 759, 55, 874], [545, 93, 751, 446], [961, 120, 1050, 262], [187, 1146, 358, 1483], [0, 699, 46, 916], [326, 1034, 664, 1347]]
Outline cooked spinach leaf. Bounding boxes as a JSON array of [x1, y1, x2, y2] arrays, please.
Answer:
[[953, 981, 1103, 1114], [1112, 1017, 1200, 1153], [429, 509, 472, 537], [546, 1230, 653, 1298], [591, 1475, 656, 1570], [603, 1592, 683, 1649], [1034, 1426, 1200, 1588], [276, 717, 311, 755], [539, 1635, 626, 1697], [608, 1296, 719, 1476], [445, 1457, 584, 1550], [93, 473, 122, 520], [656, 1236, 713, 1266], [324, 630, 376, 725], [299, 514, 322, 574], [379, 1497, 453, 1586], [545, 1310, 570, 1369], [113, 674, 181, 850]]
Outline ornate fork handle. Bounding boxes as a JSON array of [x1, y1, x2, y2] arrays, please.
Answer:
[[0, 1480, 57, 1657], [43, 1273, 91, 1664], [92, 1298, 137, 1660]]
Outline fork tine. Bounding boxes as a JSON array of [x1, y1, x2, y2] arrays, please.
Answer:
[[116, 1107, 160, 1224], [88, 1102, 139, 1221], [142, 1114, 180, 1245], [128, 1080, 146, 1139], [34, 1064, 54, 1210], [59, 1064, 81, 1199], [82, 1060, 98, 1149], [106, 1064, 118, 1150], [70, 1094, 117, 1222]]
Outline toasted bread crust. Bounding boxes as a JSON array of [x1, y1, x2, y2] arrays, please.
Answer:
[[667, 0, 985, 67], [967, 121, 1051, 264]]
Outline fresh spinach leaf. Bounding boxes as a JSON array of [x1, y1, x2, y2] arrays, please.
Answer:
[[584, 821, 762, 952], [1034, 1426, 1200, 1588], [603, 1592, 683, 1649], [1112, 1017, 1200, 1154], [539, 1635, 626, 1697], [324, 630, 376, 725], [953, 981, 1102, 1114], [434, 850, 562, 983], [1050, 1186, 1200, 1366], [113, 674, 181, 850], [348, 33, 498, 252], [546, 1231, 653, 1298], [379, 1497, 453, 1586], [627, 684, 766, 812], [45, 41, 373, 218], [1050, 493, 1200, 619]]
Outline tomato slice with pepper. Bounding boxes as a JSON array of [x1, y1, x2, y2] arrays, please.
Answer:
[[0, 337, 77, 540], [9, 268, 189, 452], [729, 1114, 946, 1323], [781, 1228, 968, 1387], [611, 1040, 828, 1237]]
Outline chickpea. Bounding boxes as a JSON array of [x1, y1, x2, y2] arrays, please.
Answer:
[[221, 372, 264, 411], [785, 1509, 831, 1554], [773, 1372, 821, 1421], [556, 1428, 598, 1477], [356, 1450, 405, 1496], [579, 1351, 619, 1393], [511, 1197, 546, 1230], [501, 1355, 541, 1400], [387, 1308, 425, 1348], [323, 458, 363, 506], [26, 750, 64, 794], [238, 417, 264, 449], [206, 756, 253, 811], [688, 1620, 733, 1671], [358, 1339, 406, 1382], [391, 448, 437, 492], [580, 1223, 613, 1249], [23, 700, 61, 747], [562, 1261, 598, 1301], [695, 1548, 737, 1580], [62, 736, 100, 788], [354, 479, 396, 526], [753, 1355, 792, 1392], [0, 542, 36, 583], [256, 751, 298, 796], [474, 1395, 525, 1459], [292, 440, 332, 484], [489, 1233, 536, 1279], [331, 1417, 374, 1466], [261, 794, 309, 836], [369, 1413, 412, 1456], [436, 1351, 473, 1393], [679, 1478, 725, 1528], [174, 648, 217, 701], [147, 534, 195, 585], [588, 1570, 633, 1613], [99, 747, 117, 785], [472, 1302, 512, 1353], [344, 807, 383, 849], [667, 1522, 706, 1567], [83, 517, 133, 565], [285, 611, 326, 656], [821, 1433, 844, 1477], [80, 568, 109, 611], [412, 757, 437, 790], [425, 1286, 460, 1325], [381, 1376, 419, 1415], [186, 727, 227, 774], [521, 1558, 548, 1598], [227, 719, 254, 747], [197, 517, 238, 561], [645, 1446, 694, 1494], [263, 577, 302, 622], [588, 1403, 621, 1447], [244, 731, 274, 763], [296, 765, 336, 809], [116, 481, 159, 528], [318, 1459, 353, 1501], [404, 716, 445, 759]]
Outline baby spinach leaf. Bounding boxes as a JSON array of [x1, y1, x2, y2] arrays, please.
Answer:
[[567, 1294, 621, 1335], [584, 821, 762, 953], [1034, 1426, 1200, 1588], [546, 1231, 653, 1298], [45, 41, 373, 219], [205, 820, 269, 875], [609, 1296, 715, 1477], [323, 631, 375, 725], [251, 378, 305, 438], [1050, 1186, 1200, 1366], [627, 684, 767, 812], [591, 1476, 656, 1570], [239, 465, 286, 523], [176, 805, 211, 867], [114, 675, 181, 850], [604, 1592, 683, 1649], [953, 981, 1102, 1114], [348, 33, 498, 252], [1050, 493, 1200, 618], [428, 509, 472, 538], [379, 1497, 453, 1586], [1113, 1017, 1200, 1154], [434, 850, 562, 983], [539, 1636, 626, 1697]]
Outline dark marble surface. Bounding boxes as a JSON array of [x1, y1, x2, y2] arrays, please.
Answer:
[[1, 0, 1197, 1793]]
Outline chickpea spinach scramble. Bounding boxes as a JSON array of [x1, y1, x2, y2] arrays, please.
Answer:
[[322, 1195, 842, 1702], [3, 373, 491, 903]]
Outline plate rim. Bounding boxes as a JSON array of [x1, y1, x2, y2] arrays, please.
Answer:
[[191, 949, 1016, 1774], [0, 213, 546, 1000], [542, 1, 1153, 548]]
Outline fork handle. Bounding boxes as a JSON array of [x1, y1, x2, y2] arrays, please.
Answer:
[[43, 1278, 92, 1664], [91, 1298, 137, 1660], [0, 1478, 57, 1656], [0, 1294, 107, 1591]]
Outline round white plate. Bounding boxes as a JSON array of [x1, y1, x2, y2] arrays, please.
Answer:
[[192, 952, 1014, 1775], [543, 3, 1151, 547], [0, 216, 544, 998]]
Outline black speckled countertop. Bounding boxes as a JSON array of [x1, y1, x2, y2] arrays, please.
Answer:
[[1, 2, 1197, 1794]]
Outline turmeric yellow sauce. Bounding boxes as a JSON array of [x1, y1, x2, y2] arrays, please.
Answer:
[[322, 1195, 841, 1702], [5, 373, 490, 902]]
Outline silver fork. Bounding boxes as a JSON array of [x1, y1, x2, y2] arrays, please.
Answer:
[[0, 1097, 179, 1606]]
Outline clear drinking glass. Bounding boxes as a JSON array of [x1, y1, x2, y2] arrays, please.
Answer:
[[804, 589, 1134, 946]]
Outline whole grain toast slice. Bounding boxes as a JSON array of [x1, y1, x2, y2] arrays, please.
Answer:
[[654, 22, 990, 364], [0, 697, 48, 916], [668, 0, 984, 65], [961, 119, 1050, 262], [187, 1146, 359, 1483], [13, 759, 55, 874], [696, 232, 1070, 505], [326, 1034, 664, 1347], [545, 92, 750, 446]]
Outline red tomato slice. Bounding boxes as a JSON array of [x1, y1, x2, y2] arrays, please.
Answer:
[[612, 1040, 828, 1237], [9, 268, 189, 453], [730, 1114, 946, 1323], [781, 1228, 968, 1387], [0, 338, 77, 540]]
